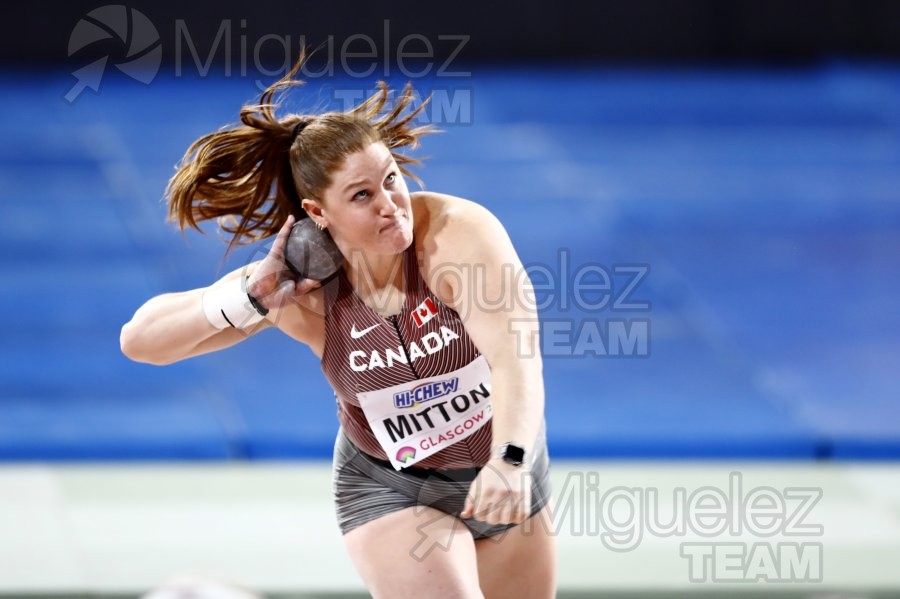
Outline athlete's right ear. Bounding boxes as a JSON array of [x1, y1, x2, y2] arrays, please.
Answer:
[[301, 198, 326, 226], [301, 198, 321, 215]]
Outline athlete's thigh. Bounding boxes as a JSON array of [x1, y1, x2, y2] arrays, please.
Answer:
[[343, 505, 485, 599], [475, 505, 557, 599]]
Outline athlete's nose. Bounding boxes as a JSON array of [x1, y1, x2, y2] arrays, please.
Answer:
[[375, 189, 399, 217]]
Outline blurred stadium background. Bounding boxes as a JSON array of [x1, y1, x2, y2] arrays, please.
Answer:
[[1, 1, 899, 597]]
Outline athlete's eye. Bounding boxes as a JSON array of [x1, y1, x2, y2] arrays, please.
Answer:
[[351, 173, 396, 201]]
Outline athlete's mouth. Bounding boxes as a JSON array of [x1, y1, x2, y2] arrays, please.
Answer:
[[379, 215, 405, 233]]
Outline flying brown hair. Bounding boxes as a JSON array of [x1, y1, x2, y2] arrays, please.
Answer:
[[165, 50, 437, 255]]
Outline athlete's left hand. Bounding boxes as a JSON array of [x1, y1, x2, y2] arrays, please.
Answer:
[[461, 459, 532, 526]]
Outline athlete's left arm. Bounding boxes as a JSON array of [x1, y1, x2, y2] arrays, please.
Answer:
[[424, 196, 545, 461], [424, 195, 544, 524]]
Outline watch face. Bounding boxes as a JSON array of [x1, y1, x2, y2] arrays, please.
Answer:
[[503, 443, 526, 465]]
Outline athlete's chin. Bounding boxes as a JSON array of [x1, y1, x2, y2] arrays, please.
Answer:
[[379, 223, 413, 253]]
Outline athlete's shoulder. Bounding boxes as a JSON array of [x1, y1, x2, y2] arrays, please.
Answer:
[[410, 191, 502, 245]]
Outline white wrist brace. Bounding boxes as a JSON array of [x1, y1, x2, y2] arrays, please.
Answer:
[[202, 277, 266, 330]]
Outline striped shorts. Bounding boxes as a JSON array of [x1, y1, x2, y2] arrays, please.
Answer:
[[332, 427, 552, 539]]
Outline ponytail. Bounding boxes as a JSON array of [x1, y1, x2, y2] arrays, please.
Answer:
[[165, 50, 436, 254]]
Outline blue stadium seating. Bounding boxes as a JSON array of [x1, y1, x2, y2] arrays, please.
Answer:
[[1, 64, 898, 460]]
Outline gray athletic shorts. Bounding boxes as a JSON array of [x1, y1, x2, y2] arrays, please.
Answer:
[[332, 426, 552, 540]]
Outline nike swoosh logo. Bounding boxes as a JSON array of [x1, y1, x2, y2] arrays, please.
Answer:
[[350, 323, 381, 339]]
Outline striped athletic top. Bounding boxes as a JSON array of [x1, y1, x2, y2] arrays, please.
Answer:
[[320, 241, 493, 470]]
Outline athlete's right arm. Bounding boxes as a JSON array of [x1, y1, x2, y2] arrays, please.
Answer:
[[121, 215, 318, 365], [119, 267, 270, 366]]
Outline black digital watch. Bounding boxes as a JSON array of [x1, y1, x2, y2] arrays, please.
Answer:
[[497, 442, 526, 467]]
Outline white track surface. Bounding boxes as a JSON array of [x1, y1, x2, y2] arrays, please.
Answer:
[[1, 461, 899, 595]]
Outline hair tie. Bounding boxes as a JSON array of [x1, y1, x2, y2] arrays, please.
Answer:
[[291, 119, 309, 140]]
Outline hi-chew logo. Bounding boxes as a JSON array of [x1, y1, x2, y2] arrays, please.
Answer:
[[394, 377, 460, 409], [66, 5, 162, 103]]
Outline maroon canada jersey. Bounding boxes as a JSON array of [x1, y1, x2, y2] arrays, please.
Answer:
[[320, 242, 493, 469]]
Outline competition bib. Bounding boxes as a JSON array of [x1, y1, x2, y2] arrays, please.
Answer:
[[356, 355, 493, 470]]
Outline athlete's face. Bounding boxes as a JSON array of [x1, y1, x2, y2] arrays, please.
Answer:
[[310, 141, 413, 258]]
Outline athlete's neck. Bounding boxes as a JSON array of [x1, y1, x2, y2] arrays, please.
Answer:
[[344, 252, 406, 314]]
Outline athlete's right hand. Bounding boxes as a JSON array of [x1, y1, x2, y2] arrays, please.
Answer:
[[246, 215, 322, 310]]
